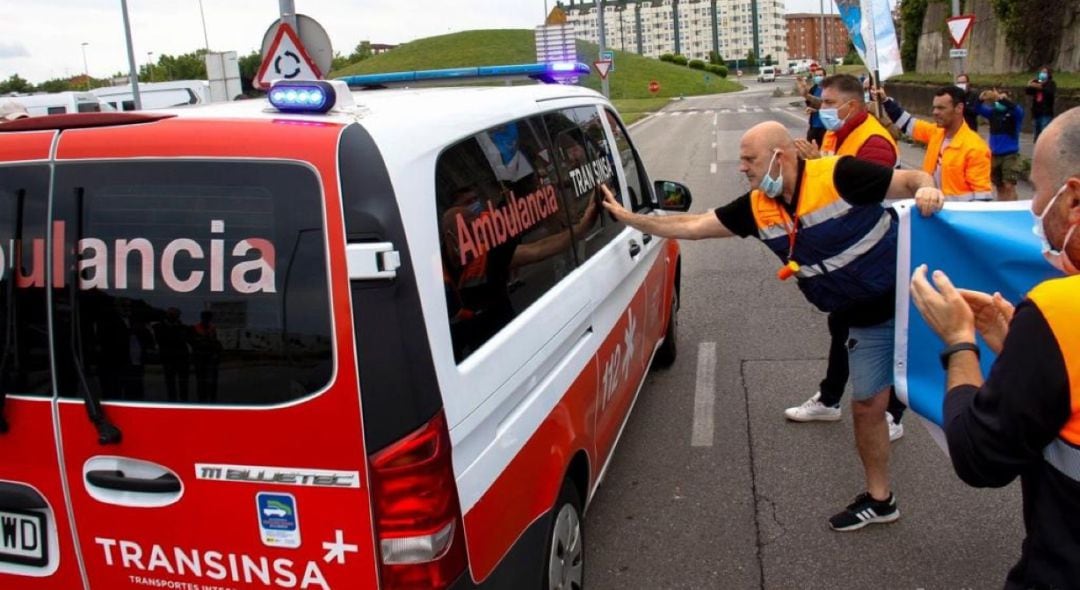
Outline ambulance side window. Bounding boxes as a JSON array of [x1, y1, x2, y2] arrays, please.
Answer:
[[604, 108, 653, 212], [435, 116, 576, 363], [545, 107, 623, 262], [51, 162, 333, 405], [0, 165, 53, 396]]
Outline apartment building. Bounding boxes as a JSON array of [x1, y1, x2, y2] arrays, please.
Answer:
[[559, 0, 788, 66], [785, 13, 849, 61]]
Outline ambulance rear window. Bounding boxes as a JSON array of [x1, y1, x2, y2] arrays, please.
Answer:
[[50, 161, 333, 406]]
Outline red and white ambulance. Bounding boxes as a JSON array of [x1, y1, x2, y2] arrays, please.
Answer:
[[0, 63, 691, 590]]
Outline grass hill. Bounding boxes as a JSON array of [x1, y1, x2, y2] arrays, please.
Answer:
[[330, 29, 741, 100]]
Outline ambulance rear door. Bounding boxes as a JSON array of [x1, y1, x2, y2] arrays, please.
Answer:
[[0, 129, 85, 589], [46, 120, 382, 590]]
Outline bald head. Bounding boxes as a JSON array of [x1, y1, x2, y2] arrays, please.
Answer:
[[1037, 107, 1080, 187], [742, 121, 795, 153], [738, 122, 798, 199]]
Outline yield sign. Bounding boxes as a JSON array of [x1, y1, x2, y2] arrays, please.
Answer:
[[594, 60, 613, 79], [255, 23, 323, 90], [946, 15, 976, 49]]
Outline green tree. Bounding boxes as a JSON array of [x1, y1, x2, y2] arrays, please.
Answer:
[[348, 41, 373, 63], [37, 77, 77, 93], [764, 54, 773, 66], [745, 50, 758, 68], [899, 0, 927, 72], [708, 50, 724, 65], [0, 74, 32, 94], [237, 50, 264, 95]]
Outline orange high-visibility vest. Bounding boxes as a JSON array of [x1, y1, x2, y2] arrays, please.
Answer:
[[820, 114, 898, 161]]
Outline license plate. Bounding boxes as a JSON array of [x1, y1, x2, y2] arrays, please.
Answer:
[[0, 508, 47, 567]]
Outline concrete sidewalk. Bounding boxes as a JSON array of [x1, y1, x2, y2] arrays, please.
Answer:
[[895, 124, 1036, 200]]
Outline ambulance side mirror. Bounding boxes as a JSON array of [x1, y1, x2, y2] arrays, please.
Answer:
[[655, 180, 692, 212]]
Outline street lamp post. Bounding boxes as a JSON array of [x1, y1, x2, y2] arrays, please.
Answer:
[[81, 42, 90, 90]]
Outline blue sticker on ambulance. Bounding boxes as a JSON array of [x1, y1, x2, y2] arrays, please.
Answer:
[[256, 492, 300, 548]]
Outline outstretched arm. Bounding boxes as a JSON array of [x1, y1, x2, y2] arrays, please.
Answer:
[[600, 184, 734, 240]]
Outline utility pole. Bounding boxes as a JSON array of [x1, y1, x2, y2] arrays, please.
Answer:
[[120, 0, 142, 109], [950, 0, 963, 78], [819, 0, 826, 68], [81, 42, 91, 90], [279, 0, 298, 31], [750, 0, 760, 69], [597, 0, 609, 98], [198, 0, 211, 51]]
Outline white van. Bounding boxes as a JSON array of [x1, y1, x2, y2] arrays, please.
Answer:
[[8, 91, 110, 115], [757, 66, 777, 83], [92, 80, 211, 111], [0, 63, 690, 590]]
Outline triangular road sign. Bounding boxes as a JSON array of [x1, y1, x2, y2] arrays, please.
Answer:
[[255, 23, 323, 90], [946, 15, 976, 49], [594, 60, 612, 79]]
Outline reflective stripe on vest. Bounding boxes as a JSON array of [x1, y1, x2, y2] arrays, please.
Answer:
[[1044, 438, 1080, 483], [1028, 274, 1080, 481], [795, 210, 893, 279]]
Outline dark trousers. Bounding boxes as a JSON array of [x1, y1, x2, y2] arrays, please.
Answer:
[[819, 312, 906, 422]]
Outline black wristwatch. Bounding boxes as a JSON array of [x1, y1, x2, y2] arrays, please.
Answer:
[[939, 342, 980, 370]]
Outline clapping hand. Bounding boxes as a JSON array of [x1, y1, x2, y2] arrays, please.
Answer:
[[957, 289, 1015, 354], [793, 138, 821, 160]]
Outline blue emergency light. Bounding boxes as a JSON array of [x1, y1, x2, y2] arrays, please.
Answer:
[[337, 62, 591, 88], [268, 80, 336, 113]]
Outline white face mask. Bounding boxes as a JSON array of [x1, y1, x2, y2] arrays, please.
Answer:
[[759, 151, 783, 199], [1032, 183, 1079, 274], [956, 82, 968, 91]]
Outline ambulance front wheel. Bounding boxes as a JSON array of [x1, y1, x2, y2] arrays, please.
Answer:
[[544, 478, 585, 590], [652, 288, 679, 368]]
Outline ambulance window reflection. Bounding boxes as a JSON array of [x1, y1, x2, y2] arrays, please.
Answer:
[[436, 117, 579, 362], [50, 162, 333, 405], [547, 107, 623, 262], [604, 108, 652, 212], [0, 165, 53, 396]]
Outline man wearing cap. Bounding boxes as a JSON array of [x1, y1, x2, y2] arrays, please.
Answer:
[[876, 86, 993, 202], [910, 106, 1080, 589], [602, 121, 946, 531], [0, 101, 29, 122]]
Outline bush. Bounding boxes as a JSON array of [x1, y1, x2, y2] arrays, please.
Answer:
[[673, 55, 688, 66], [659, 53, 675, 63], [689, 59, 706, 70], [706, 64, 729, 78]]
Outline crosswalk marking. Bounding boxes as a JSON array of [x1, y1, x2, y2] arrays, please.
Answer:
[[710, 162, 717, 174]]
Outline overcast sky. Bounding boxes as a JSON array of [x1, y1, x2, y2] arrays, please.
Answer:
[[6, 0, 841, 84]]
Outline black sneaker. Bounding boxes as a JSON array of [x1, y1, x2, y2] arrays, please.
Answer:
[[828, 492, 900, 531]]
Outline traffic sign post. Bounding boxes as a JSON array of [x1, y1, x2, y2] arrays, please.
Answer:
[[594, 60, 613, 80], [255, 22, 323, 90], [600, 50, 614, 72]]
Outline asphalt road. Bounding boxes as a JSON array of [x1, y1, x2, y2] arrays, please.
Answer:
[[584, 78, 1026, 590]]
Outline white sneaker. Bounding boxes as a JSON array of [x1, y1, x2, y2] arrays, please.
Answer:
[[887, 412, 904, 442], [784, 392, 842, 422]]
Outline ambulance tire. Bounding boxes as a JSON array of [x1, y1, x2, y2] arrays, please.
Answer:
[[544, 478, 585, 590], [652, 289, 679, 368]]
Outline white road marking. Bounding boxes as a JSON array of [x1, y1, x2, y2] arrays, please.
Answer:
[[713, 113, 718, 126], [720, 108, 731, 114], [754, 108, 764, 113], [711, 142, 716, 148], [691, 342, 717, 447], [710, 162, 717, 174], [670, 111, 682, 117]]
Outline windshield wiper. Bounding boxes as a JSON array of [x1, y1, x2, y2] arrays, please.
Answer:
[[70, 187, 120, 445], [0, 188, 26, 435]]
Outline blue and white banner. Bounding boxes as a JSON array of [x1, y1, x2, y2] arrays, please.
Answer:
[[834, 0, 904, 80], [894, 201, 1058, 448]]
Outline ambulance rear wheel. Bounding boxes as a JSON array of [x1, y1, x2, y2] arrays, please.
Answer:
[[653, 289, 679, 368], [544, 479, 584, 590]]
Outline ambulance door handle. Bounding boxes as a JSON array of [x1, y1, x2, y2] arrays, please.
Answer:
[[86, 470, 181, 494], [628, 240, 641, 258]]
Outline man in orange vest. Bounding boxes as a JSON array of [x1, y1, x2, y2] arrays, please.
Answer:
[[787, 74, 908, 439], [878, 86, 993, 201], [602, 121, 946, 531], [910, 106, 1080, 588]]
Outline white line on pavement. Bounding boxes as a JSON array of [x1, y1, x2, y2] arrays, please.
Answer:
[[691, 342, 717, 447], [711, 142, 716, 148], [713, 113, 718, 126], [710, 162, 717, 174]]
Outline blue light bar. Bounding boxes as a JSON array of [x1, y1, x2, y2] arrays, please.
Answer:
[[268, 80, 336, 113], [337, 62, 592, 88]]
